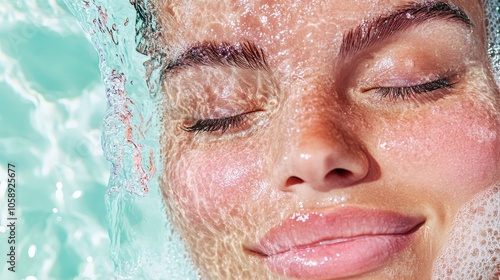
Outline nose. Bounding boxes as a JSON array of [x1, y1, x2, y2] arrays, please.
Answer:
[[280, 124, 370, 194]]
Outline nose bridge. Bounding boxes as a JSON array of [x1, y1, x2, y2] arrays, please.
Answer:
[[276, 94, 370, 194]]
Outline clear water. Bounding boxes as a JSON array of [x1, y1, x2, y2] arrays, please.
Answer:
[[0, 0, 112, 279], [61, 0, 199, 279], [1, 0, 499, 279]]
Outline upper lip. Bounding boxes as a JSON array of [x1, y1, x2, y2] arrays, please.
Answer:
[[248, 207, 425, 256]]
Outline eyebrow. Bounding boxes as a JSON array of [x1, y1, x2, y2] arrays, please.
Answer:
[[339, 1, 473, 57], [165, 1, 472, 74], [165, 40, 269, 73]]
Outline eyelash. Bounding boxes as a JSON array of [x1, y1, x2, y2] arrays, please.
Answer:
[[183, 79, 453, 134], [182, 114, 247, 134], [376, 79, 454, 100]]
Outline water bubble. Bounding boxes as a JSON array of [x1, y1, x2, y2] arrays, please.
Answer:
[[486, 0, 500, 81], [432, 186, 500, 279], [72, 190, 83, 199], [28, 245, 37, 258]]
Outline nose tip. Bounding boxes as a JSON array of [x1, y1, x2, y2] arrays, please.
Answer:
[[282, 139, 370, 193]]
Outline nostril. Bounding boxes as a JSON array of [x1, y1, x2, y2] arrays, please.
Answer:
[[330, 168, 352, 177], [286, 176, 305, 187]]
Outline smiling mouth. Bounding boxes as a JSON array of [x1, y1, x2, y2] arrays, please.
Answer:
[[247, 207, 425, 279], [255, 222, 424, 257]]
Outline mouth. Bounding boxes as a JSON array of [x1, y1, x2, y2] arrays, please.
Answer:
[[246, 207, 425, 279]]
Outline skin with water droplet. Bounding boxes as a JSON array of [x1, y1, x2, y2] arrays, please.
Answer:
[[149, 0, 500, 278]]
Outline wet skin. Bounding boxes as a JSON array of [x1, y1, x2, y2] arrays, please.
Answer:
[[154, 0, 500, 278]]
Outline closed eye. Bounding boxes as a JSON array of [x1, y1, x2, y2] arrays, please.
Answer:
[[182, 114, 248, 134], [376, 79, 454, 101]]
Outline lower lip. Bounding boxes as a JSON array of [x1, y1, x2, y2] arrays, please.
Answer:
[[264, 233, 416, 279]]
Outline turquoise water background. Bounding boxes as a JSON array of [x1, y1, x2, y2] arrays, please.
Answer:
[[0, 0, 198, 279], [0, 0, 113, 279]]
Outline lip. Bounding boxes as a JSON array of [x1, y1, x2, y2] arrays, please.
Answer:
[[247, 207, 424, 279]]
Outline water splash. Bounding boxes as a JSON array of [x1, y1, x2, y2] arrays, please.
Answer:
[[487, 0, 500, 81], [63, 0, 198, 278]]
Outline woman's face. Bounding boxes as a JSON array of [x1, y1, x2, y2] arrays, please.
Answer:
[[156, 0, 500, 278]]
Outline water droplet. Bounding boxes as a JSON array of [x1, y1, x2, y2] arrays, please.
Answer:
[[28, 245, 37, 258]]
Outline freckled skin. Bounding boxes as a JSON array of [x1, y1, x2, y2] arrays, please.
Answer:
[[153, 0, 500, 279]]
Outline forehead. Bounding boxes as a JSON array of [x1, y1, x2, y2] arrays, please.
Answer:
[[151, 0, 487, 84], [153, 0, 485, 45]]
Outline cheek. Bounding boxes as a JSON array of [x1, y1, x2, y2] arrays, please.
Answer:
[[376, 103, 500, 199], [424, 112, 499, 191], [169, 143, 266, 226]]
